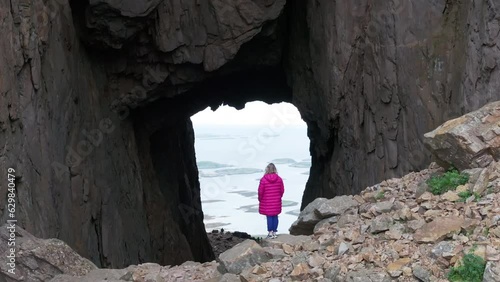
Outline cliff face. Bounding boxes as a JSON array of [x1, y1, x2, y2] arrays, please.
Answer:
[[0, 0, 159, 267], [0, 0, 498, 268], [288, 0, 500, 207], [0, 0, 288, 267]]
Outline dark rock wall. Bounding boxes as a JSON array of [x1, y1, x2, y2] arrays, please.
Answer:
[[0, 0, 156, 267], [0, 0, 203, 268], [1, 0, 499, 269], [287, 0, 500, 208], [0, 0, 288, 268], [150, 119, 214, 264], [139, 115, 214, 265]]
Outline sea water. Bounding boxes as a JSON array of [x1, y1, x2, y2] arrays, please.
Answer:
[[193, 124, 310, 235]]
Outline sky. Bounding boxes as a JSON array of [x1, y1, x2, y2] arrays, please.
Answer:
[[191, 101, 306, 126]]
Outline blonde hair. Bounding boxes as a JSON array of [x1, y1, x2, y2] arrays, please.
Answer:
[[265, 163, 278, 174]]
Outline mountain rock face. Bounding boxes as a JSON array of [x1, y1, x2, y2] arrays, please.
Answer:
[[0, 0, 499, 268], [287, 0, 500, 206], [424, 101, 500, 170]]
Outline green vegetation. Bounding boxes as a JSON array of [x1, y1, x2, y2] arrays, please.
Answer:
[[448, 253, 486, 282], [483, 227, 490, 236], [375, 191, 385, 200], [457, 191, 480, 202], [427, 169, 469, 195]]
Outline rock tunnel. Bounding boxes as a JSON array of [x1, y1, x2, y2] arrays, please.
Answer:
[[1, 0, 498, 269], [132, 67, 294, 266]]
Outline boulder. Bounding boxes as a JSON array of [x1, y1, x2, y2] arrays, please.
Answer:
[[386, 258, 411, 278], [337, 214, 360, 228], [370, 214, 394, 233], [430, 241, 460, 259], [218, 240, 271, 275], [214, 273, 241, 282], [462, 168, 485, 184], [346, 269, 392, 282], [50, 269, 129, 282], [314, 195, 359, 218], [441, 191, 460, 202], [239, 267, 265, 282], [313, 217, 339, 234], [337, 242, 351, 256], [491, 226, 500, 238], [307, 253, 326, 268], [140, 261, 220, 281], [412, 265, 431, 282], [289, 198, 328, 235], [290, 263, 311, 281], [260, 234, 312, 249], [414, 216, 464, 243], [473, 164, 494, 195], [386, 223, 405, 240], [51, 263, 162, 282], [423, 101, 500, 170], [324, 265, 341, 280], [371, 200, 394, 214], [407, 219, 426, 232], [0, 224, 97, 282], [483, 261, 500, 282], [302, 240, 320, 252], [262, 248, 286, 260], [290, 196, 360, 235]]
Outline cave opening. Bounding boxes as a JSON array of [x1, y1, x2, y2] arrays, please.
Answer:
[[191, 101, 311, 235], [132, 67, 319, 264]]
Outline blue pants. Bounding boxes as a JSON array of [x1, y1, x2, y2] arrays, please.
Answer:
[[266, 215, 278, 232]]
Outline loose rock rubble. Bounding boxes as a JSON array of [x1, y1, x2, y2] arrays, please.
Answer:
[[50, 261, 221, 282], [40, 160, 500, 282]]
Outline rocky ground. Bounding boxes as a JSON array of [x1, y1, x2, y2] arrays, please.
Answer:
[[1, 102, 499, 281], [22, 160, 498, 282]]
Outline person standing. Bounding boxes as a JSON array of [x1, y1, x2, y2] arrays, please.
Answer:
[[258, 163, 284, 239]]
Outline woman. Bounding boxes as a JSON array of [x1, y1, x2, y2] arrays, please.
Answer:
[[258, 163, 285, 239]]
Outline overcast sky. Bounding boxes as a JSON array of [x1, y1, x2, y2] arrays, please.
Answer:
[[191, 101, 305, 126]]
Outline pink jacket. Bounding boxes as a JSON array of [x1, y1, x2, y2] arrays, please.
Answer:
[[258, 173, 284, 216]]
